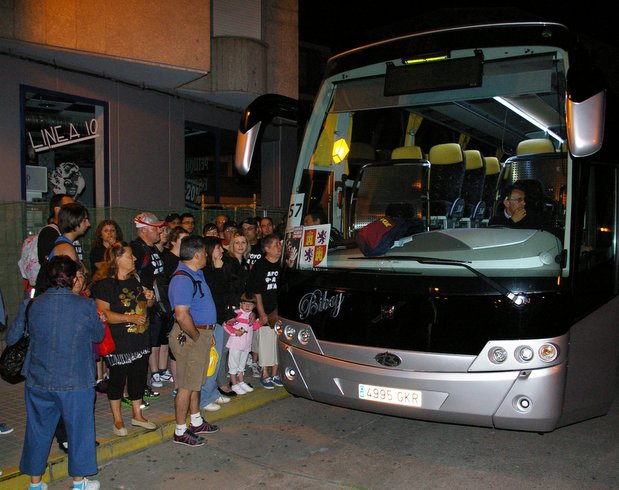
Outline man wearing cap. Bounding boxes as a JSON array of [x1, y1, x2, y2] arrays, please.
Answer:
[[240, 218, 262, 267], [132, 212, 166, 389]]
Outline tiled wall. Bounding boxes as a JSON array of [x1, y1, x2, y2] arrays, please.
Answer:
[[0, 202, 25, 338], [0, 201, 283, 338]]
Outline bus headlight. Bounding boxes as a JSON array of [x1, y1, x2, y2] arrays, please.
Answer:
[[488, 346, 508, 364], [284, 325, 296, 341], [274, 320, 283, 335], [538, 343, 559, 362], [515, 345, 534, 363], [298, 329, 311, 345]]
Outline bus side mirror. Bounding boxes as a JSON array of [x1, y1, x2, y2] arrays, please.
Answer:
[[565, 61, 606, 158], [566, 89, 606, 157], [235, 94, 298, 175]]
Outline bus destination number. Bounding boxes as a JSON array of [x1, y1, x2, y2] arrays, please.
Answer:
[[358, 383, 422, 408]]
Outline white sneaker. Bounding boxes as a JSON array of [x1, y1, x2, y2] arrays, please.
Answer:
[[215, 395, 230, 404], [251, 363, 261, 378], [73, 478, 100, 490], [150, 373, 163, 388], [239, 381, 254, 392], [29, 483, 47, 490], [231, 383, 248, 395], [202, 402, 221, 412], [160, 369, 174, 382]]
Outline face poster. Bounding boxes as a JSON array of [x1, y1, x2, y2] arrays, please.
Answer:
[[24, 89, 107, 207]]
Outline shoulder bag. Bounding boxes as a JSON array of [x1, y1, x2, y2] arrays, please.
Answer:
[[0, 300, 33, 384]]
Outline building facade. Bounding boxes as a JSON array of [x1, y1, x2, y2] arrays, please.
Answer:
[[0, 0, 298, 210], [0, 0, 298, 318]]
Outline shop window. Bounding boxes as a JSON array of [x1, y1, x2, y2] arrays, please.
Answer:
[[22, 87, 108, 207], [184, 122, 260, 208]]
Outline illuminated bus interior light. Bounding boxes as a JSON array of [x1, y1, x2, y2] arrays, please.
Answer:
[[493, 96, 564, 144], [332, 138, 349, 164]]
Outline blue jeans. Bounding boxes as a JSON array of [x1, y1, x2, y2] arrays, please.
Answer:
[[217, 328, 231, 388], [21, 386, 97, 477], [200, 324, 223, 408]]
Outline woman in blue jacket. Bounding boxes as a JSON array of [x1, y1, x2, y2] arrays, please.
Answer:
[[8, 255, 104, 490]]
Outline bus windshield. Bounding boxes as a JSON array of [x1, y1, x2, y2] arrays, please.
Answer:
[[286, 44, 569, 280]]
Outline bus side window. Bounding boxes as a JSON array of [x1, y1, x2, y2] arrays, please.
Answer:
[[577, 165, 617, 295]]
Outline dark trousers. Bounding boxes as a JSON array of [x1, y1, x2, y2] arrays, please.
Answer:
[[107, 355, 149, 400]]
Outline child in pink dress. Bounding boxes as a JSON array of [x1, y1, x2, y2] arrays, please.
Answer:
[[225, 293, 261, 395]]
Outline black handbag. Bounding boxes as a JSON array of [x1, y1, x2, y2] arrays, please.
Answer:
[[0, 300, 33, 384]]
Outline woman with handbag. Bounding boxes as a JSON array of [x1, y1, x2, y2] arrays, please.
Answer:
[[7, 255, 103, 490], [91, 241, 157, 436]]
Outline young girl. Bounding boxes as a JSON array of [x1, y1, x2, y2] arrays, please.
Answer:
[[225, 293, 261, 395]]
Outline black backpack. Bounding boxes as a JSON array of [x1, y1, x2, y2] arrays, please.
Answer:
[[172, 270, 205, 299]]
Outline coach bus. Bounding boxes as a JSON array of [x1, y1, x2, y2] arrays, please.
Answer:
[[235, 22, 618, 431]]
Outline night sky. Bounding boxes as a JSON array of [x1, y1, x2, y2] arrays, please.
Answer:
[[299, 4, 617, 54], [298, 3, 619, 98]]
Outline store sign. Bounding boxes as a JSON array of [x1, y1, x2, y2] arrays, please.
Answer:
[[185, 178, 207, 209], [27, 118, 100, 153]]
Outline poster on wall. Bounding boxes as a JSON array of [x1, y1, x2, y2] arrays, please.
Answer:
[[284, 226, 303, 268], [184, 156, 209, 209], [23, 89, 106, 208]]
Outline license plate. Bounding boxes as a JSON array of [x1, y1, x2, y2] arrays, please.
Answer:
[[358, 383, 422, 407]]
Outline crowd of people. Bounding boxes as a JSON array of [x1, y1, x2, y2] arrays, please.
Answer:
[[5, 196, 286, 489]]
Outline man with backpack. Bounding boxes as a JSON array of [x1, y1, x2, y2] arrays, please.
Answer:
[[19, 194, 74, 296], [168, 235, 219, 446]]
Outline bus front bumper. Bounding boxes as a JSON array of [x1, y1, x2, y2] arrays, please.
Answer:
[[277, 340, 566, 432]]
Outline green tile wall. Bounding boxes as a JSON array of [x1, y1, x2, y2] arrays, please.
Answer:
[[0, 201, 283, 341]]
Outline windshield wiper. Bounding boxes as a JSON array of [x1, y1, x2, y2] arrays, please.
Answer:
[[351, 255, 530, 306]]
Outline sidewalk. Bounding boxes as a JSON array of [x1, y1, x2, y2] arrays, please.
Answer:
[[0, 374, 288, 489]]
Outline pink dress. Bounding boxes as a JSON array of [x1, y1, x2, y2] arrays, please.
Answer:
[[225, 309, 261, 352]]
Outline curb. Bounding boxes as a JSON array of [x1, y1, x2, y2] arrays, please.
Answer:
[[0, 388, 288, 489]]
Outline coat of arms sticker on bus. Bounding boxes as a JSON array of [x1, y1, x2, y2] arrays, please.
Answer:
[[300, 224, 330, 269]]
